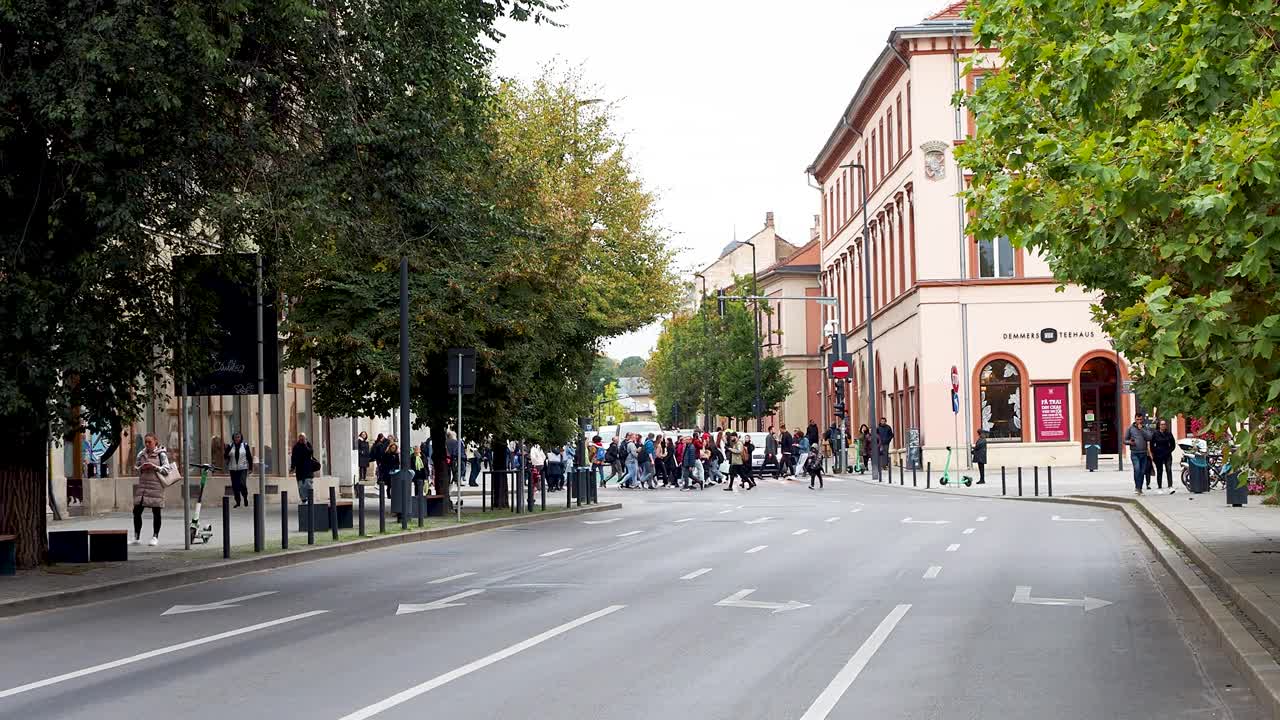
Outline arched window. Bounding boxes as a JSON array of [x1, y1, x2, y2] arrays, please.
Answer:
[[979, 359, 1023, 440]]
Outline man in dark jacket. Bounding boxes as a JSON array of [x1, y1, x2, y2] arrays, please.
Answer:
[[806, 421, 820, 447], [780, 426, 795, 477], [876, 418, 894, 473], [681, 437, 700, 490], [971, 430, 988, 484]]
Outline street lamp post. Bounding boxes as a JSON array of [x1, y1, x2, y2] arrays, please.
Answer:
[[694, 272, 710, 432], [741, 240, 763, 431], [843, 162, 879, 480]]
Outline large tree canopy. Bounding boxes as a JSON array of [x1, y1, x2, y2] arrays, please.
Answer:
[[957, 0, 1280, 481]]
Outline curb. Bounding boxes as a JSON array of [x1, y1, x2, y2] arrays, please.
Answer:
[[0, 502, 622, 620], [842, 474, 1280, 718]]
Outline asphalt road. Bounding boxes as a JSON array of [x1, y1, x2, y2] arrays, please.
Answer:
[[0, 474, 1264, 719]]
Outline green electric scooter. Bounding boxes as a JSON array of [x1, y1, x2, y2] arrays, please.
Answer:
[[187, 463, 219, 544], [937, 446, 973, 488]]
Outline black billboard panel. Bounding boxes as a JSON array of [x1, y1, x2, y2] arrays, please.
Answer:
[[174, 253, 279, 396]]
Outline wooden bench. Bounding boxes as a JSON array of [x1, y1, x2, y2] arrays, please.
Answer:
[[48, 529, 90, 564], [0, 534, 15, 576], [88, 529, 129, 562]]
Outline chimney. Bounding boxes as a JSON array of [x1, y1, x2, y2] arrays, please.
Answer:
[[765, 211, 775, 228], [810, 214, 820, 243]]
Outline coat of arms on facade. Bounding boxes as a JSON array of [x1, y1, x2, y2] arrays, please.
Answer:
[[921, 141, 949, 181]]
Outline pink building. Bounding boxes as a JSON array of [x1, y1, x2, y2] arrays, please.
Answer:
[[807, 2, 1152, 469]]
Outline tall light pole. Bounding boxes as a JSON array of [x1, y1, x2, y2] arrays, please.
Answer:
[[694, 272, 710, 432], [843, 162, 879, 480], [574, 96, 602, 467], [741, 240, 763, 431]]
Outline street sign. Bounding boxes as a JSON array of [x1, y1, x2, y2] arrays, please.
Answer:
[[831, 360, 850, 379], [950, 365, 960, 392], [951, 389, 959, 414], [448, 348, 476, 394]]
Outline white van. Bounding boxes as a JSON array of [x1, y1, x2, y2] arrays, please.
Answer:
[[617, 420, 662, 440]]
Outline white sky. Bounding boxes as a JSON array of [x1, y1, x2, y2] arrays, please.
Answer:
[[492, 0, 950, 360]]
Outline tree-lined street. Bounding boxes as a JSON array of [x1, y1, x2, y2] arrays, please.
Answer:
[[0, 480, 1262, 719]]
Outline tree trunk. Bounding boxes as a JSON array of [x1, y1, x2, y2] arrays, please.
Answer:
[[0, 422, 50, 568], [490, 437, 508, 509]]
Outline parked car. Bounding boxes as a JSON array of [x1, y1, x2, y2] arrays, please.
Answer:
[[617, 420, 662, 441]]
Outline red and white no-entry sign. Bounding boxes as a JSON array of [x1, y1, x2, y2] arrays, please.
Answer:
[[831, 360, 850, 379], [950, 365, 960, 392]]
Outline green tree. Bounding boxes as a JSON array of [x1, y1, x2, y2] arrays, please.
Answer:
[[618, 356, 647, 377], [589, 355, 620, 397], [593, 381, 626, 428], [648, 313, 708, 428], [715, 299, 792, 426], [957, 0, 1280, 484]]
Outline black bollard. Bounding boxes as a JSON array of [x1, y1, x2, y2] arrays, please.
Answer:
[[253, 493, 264, 553], [400, 473, 408, 531], [566, 470, 572, 509], [1017, 467, 1023, 496], [541, 470, 547, 511], [329, 486, 339, 541], [1048, 466, 1053, 496], [222, 497, 231, 559], [357, 484, 366, 537], [307, 489, 316, 545], [282, 491, 289, 550], [482, 471, 487, 513], [253, 492, 264, 553], [887, 460, 893, 484], [926, 462, 932, 489], [379, 487, 386, 534], [416, 477, 424, 528], [913, 464, 918, 487], [1034, 466, 1040, 497], [1001, 467, 1007, 496], [576, 469, 582, 508], [899, 462, 904, 486]]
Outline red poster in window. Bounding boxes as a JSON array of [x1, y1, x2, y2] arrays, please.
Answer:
[[1034, 384, 1070, 442]]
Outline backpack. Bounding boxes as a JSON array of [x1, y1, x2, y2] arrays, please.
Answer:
[[605, 445, 618, 463], [638, 445, 650, 463]]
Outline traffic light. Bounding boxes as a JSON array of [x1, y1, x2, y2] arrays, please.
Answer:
[[834, 401, 846, 419]]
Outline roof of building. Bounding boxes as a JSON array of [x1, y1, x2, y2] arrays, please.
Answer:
[[805, 4, 975, 179], [758, 238, 822, 282], [617, 376, 651, 398]]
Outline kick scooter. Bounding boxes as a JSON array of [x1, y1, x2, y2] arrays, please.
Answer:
[[187, 463, 220, 544], [937, 446, 973, 488]]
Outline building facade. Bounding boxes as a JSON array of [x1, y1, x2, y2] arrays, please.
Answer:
[[757, 238, 823, 431], [807, 2, 1155, 469]]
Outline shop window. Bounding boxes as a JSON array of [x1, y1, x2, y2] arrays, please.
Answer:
[[978, 235, 1015, 278], [979, 359, 1023, 440]]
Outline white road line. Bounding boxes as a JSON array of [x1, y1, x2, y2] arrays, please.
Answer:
[[946, 543, 960, 552], [428, 572, 477, 585], [718, 509, 734, 514], [745, 545, 768, 554], [616, 530, 643, 538], [799, 604, 912, 720], [338, 605, 625, 720], [674, 518, 695, 523], [849, 508, 863, 513], [0, 611, 328, 700], [977, 516, 988, 522], [793, 529, 810, 536], [825, 516, 841, 523], [923, 566, 942, 579], [538, 548, 573, 557], [962, 528, 975, 535], [681, 568, 713, 580]]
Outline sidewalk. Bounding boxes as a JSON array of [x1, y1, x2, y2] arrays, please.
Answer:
[[2, 489, 614, 614]]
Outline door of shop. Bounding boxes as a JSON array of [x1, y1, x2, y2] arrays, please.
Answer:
[[1080, 357, 1119, 454]]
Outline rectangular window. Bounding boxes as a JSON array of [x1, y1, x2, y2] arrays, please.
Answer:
[[977, 235, 1015, 278], [906, 82, 913, 147], [896, 95, 904, 157], [879, 119, 885, 179], [886, 109, 894, 168]]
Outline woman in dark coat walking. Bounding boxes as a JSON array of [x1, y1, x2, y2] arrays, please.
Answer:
[[971, 430, 988, 485], [290, 433, 316, 502], [357, 431, 371, 483]]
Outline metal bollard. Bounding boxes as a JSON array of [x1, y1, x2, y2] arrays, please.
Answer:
[[379, 488, 386, 534], [1034, 466, 1040, 497], [926, 462, 932, 489], [1001, 467, 1007, 496], [253, 492, 264, 553], [913, 464, 918, 487], [541, 470, 547, 511], [400, 473, 408, 530], [329, 486, 339, 541], [222, 497, 231, 559], [1017, 467, 1023, 497], [566, 470, 572, 509], [576, 469, 582, 508], [887, 460, 892, 484], [482, 471, 487, 513], [416, 477, 424, 528], [281, 491, 289, 550], [1048, 466, 1053, 497], [357, 484, 366, 537], [899, 462, 904, 486], [305, 489, 315, 545]]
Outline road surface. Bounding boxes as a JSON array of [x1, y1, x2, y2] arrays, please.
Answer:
[[0, 476, 1263, 719]]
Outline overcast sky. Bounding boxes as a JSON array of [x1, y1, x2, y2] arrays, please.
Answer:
[[492, 0, 950, 360]]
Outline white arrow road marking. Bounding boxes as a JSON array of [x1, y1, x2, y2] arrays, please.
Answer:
[[0, 611, 327, 699], [744, 516, 775, 525], [849, 508, 863, 513], [161, 591, 277, 616], [745, 545, 768, 554], [1012, 586, 1112, 612], [1051, 515, 1102, 523], [681, 568, 712, 580], [799, 604, 911, 719], [616, 530, 643, 537], [962, 528, 975, 535], [583, 518, 621, 525], [397, 589, 485, 616], [428, 573, 476, 585], [825, 516, 841, 523], [946, 544, 960, 552], [339, 605, 625, 720], [674, 518, 695, 523], [977, 516, 988, 522], [715, 589, 810, 614], [793, 529, 810, 536], [901, 518, 950, 525], [923, 566, 942, 579], [538, 548, 573, 557]]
